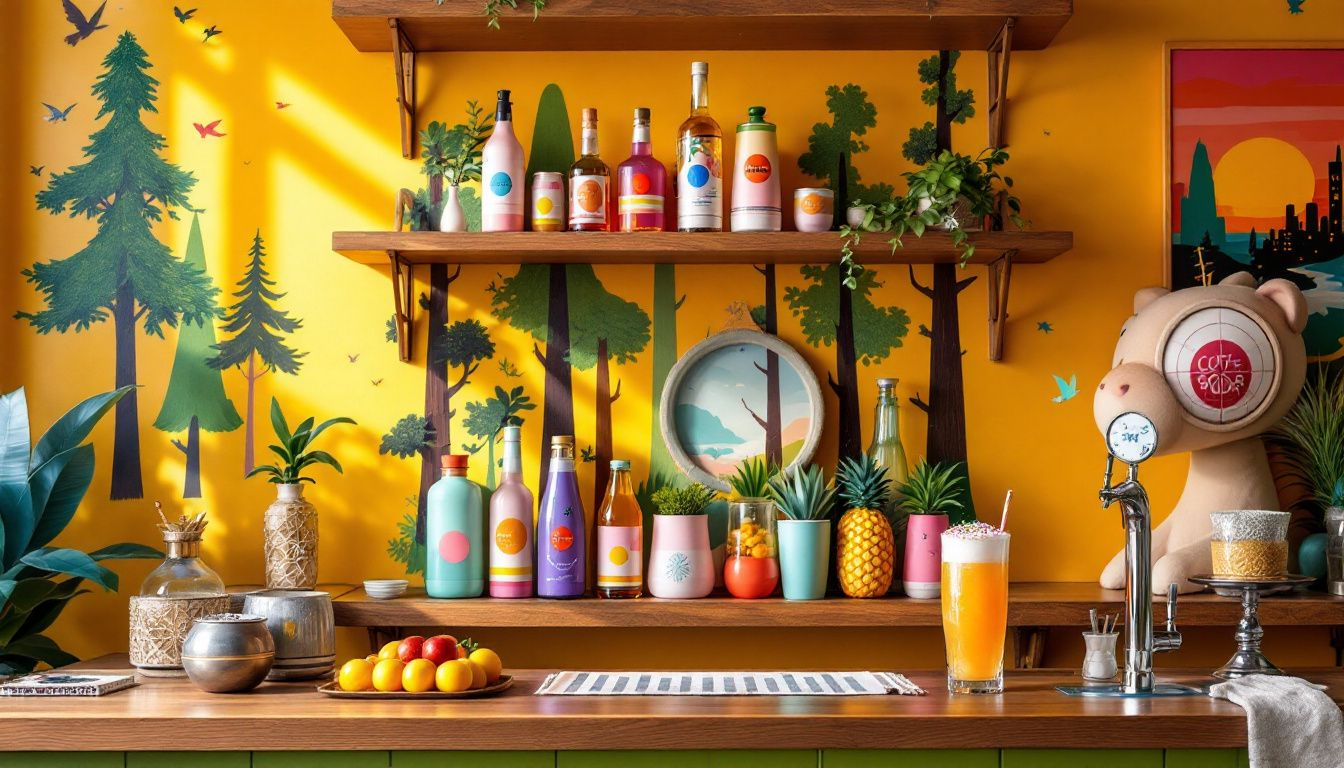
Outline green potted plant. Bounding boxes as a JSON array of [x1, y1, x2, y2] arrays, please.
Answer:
[[838, 147, 1026, 289], [436, 101, 493, 232], [647, 483, 717, 598], [768, 464, 838, 601], [897, 460, 966, 599], [249, 397, 355, 590], [0, 386, 162, 677]]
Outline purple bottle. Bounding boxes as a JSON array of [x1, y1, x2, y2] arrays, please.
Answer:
[[537, 435, 586, 598]]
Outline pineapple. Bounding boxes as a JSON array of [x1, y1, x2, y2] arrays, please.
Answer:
[[835, 455, 895, 598]]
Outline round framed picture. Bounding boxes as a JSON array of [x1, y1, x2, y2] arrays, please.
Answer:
[[659, 329, 825, 491]]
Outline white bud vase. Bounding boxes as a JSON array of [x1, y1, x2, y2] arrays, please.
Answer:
[[439, 185, 467, 232]]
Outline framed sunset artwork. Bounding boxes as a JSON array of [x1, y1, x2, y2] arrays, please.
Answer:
[[1166, 44, 1344, 361]]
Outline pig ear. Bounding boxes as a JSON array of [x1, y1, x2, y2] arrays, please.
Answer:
[[1220, 271, 1257, 288], [1134, 287, 1169, 313], [1256, 279, 1308, 334]]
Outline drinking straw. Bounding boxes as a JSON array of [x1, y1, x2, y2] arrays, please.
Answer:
[[1089, 609, 1098, 634], [999, 489, 1014, 531]]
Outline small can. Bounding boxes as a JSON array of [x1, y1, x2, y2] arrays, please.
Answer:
[[531, 172, 565, 232], [794, 187, 834, 233]]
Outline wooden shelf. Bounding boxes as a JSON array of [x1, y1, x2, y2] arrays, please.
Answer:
[[332, 0, 1073, 53], [333, 230, 1071, 266]]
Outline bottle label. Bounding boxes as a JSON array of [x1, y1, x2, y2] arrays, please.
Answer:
[[677, 135, 722, 229], [569, 175, 608, 227], [597, 526, 642, 588], [483, 166, 523, 219], [437, 530, 471, 565]]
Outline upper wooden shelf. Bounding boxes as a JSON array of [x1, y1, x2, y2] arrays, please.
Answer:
[[332, 230, 1071, 266], [332, 0, 1074, 53]]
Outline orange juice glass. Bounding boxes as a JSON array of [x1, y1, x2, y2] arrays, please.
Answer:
[[941, 523, 1010, 694]]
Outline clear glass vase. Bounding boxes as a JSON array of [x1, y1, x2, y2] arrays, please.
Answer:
[[141, 531, 225, 598], [1327, 507, 1344, 596], [724, 498, 779, 599]]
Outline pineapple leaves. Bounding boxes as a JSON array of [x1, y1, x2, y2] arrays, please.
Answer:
[[250, 398, 355, 485]]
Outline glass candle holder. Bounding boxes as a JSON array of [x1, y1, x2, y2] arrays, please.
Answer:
[[1327, 507, 1344, 596], [724, 499, 779, 599], [1210, 510, 1289, 579]]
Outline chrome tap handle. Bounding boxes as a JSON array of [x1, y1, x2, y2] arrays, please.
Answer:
[[1166, 583, 1178, 632], [1100, 455, 1117, 507], [1155, 582, 1182, 653]]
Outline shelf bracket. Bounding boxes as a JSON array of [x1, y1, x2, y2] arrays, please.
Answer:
[[987, 17, 1015, 149], [987, 250, 1015, 362], [1013, 626, 1047, 669], [389, 251, 416, 362], [390, 18, 417, 159]]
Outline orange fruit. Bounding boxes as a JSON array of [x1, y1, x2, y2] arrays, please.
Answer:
[[465, 659, 487, 689], [337, 658, 374, 692], [371, 658, 406, 692], [364, 654, 379, 665], [435, 659, 473, 693], [468, 648, 503, 684], [377, 640, 401, 661], [402, 658, 437, 693]]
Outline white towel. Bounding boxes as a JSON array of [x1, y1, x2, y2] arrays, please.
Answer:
[[1208, 675, 1344, 768]]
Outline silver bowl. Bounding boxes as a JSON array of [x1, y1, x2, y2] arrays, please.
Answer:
[[181, 613, 275, 693]]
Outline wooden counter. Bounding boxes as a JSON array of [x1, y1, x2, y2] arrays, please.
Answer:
[[2, 655, 1341, 752]]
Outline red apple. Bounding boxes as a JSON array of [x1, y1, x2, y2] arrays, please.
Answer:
[[421, 635, 460, 665], [397, 635, 426, 664]]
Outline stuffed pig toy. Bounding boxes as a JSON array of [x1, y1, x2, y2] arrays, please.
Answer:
[[1093, 272, 1307, 594]]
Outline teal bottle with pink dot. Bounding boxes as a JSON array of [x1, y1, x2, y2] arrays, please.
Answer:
[[426, 454, 485, 598]]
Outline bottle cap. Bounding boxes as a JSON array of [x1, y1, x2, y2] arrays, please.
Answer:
[[503, 425, 521, 442], [610, 459, 631, 470], [551, 435, 575, 446], [748, 106, 766, 122], [691, 61, 708, 75], [876, 377, 899, 388], [738, 106, 775, 133], [633, 107, 651, 123], [497, 89, 511, 103], [581, 107, 597, 127], [441, 454, 469, 470]]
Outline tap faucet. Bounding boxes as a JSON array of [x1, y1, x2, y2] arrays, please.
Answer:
[[1100, 455, 1182, 694]]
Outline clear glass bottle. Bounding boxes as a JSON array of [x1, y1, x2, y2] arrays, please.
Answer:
[[141, 510, 225, 598], [724, 498, 779, 599], [676, 61, 723, 232], [868, 378, 909, 488], [569, 108, 611, 232], [596, 460, 643, 599], [617, 108, 666, 232]]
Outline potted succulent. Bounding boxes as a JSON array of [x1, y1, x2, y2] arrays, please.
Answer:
[[768, 464, 839, 601], [249, 398, 355, 590], [834, 456, 895, 599], [897, 461, 966, 599], [838, 147, 1026, 289], [647, 483, 717, 599]]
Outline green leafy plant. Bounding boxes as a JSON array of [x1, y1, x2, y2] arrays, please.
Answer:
[[896, 460, 967, 516], [1270, 365, 1344, 512], [766, 464, 838, 521], [724, 456, 777, 499], [435, 0, 546, 30], [838, 148, 1026, 288], [0, 387, 162, 676], [247, 398, 355, 485], [651, 483, 717, 516]]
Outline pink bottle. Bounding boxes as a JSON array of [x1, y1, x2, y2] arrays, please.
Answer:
[[903, 513, 950, 599], [489, 426, 534, 597], [617, 107, 666, 232], [482, 89, 525, 232]]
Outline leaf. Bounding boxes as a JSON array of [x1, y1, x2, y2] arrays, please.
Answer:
[[3, 633, 77, 668], [0, 579, 15, 604], [30, 388, 129, 471], [0, 390, 31, 558], [308, 416, 355, 442], [295, 450, 343, 474], [3, 578, 55, 614], [87, 543, 162, 561], [24, 444, 95, 557], [19, 548, 116, 592], [7, 581, 90, 644], [0, 654, 36, 677], [270, 398, 291, 445], [246, 464, 283, 481]]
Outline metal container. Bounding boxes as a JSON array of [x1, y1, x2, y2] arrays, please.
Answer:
[[531, 171, 565, 231], [181, 613, 274, 693], [242, 590, 335, 680]]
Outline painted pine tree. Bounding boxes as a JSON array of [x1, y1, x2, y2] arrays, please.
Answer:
[[647, 264, 684, 483], [153, 214, 242, 497], [20, 32, 215, 500], [208, 230, 304, 475]]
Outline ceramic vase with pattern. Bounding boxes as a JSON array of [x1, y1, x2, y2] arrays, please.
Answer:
[[264, 484, 318, 590], [903, 513, 949, 599], [647, 514, 715, 599]]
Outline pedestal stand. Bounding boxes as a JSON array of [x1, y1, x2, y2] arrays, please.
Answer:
[[1189, 574, 1314, 679]]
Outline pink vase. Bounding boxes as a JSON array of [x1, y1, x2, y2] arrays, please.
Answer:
[[903, 513, 949, 599], [648, 515, 715, 599]]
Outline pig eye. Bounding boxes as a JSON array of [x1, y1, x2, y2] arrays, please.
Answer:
[[1161, 307, 1276, 426]]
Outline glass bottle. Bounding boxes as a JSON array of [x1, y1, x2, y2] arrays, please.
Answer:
[[724, 499, 779, 599], [141, 506, 225, 598], [569, 108, 610, 232], [617, 108, 666, 232], [489, 426, 534, 598], [676, 61, 723, 232], [537, 436, 587, 598], [426, 454, 485, 598], [482, 89, 524, 232], [596, 460, 643, 598], [868, 378, 909, 488]]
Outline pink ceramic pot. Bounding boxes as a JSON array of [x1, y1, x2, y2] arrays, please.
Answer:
[[647, 514, 716, 599], [903, 513, 949, 599]]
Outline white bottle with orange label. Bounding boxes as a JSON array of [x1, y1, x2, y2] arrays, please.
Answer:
[[489, 426, 534, 598], [730, 106, 781, 232]]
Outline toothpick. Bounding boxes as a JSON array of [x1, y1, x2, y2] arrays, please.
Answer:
[[154, 501, 170, 530], [1089, 608, 1098, 634], [998, 489, 1014, 531]]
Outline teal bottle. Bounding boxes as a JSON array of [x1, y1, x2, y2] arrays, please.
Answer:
[[426, 453, 484, 598]]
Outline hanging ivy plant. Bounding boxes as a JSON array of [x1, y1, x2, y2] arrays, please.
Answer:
[[435, 0, 547, 30]]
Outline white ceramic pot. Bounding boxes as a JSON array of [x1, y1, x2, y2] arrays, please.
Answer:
[[439, 185, 467, 232], [846, 205, 867, 229], [647, 514, 715, 599]]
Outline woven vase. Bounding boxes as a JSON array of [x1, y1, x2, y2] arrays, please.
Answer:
[[264, 484, 319, 590], [128, 594, 230, 677]]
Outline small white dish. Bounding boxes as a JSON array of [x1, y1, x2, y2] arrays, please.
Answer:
[[363, 579, 408, 600]]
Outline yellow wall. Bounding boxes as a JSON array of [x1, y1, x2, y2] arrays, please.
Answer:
[[4, 0, 1343, 670]]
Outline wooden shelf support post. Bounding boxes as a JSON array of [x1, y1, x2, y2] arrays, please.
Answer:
[[389, 251, 415, 362], [390, 18, 417, 159], [987, 18, 1015, 149], [987, 250, 1015, 361]]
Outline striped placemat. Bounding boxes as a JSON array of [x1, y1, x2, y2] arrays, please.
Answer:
[[534, 671, 925, 696]]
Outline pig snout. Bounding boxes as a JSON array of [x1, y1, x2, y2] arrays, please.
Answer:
[[1093, 362, 1180, 449]]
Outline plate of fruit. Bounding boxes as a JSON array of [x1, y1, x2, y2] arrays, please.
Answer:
[[320, 635, 512, 699]]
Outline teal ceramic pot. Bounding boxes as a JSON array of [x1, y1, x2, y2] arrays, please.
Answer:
[[777, 519, 831, 600], [1299, 533, 1329, 586]]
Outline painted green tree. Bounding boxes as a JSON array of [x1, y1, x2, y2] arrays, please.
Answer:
[[648, 264, 684, 485], [903, 51, 975, 164], [463, 386, 535, 491], [19, 31, 215, 500], [153, 214, 242, 498], [386, 497, 425, 577], [208, 230, 304, 475], [380, 414, 432, 460], [784, 265, 910, 460], [797, 83, 895, 206], [568, 265, 651, 501]]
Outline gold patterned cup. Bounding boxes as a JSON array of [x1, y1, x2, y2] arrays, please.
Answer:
[[1210, 510, 1289, 579]]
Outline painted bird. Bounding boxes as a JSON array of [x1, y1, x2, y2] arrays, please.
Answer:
[[370, 378, 384, 387], [1037, 321, 1054, 333], [276, 101, 291, 109], [42, 102, 76, 122], [29, 165, 44, 176], [202, 24, 222, 42], [347, 353, 360, 363], [1051, 374, 1078, 404], [193, 120, 225, 138], [173, 5, 196, 23], [61, 0, 107, 46], [1287, 0, 1305, 13]]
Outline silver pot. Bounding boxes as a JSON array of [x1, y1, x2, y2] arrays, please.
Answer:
[[242, 590, 335, 680], [181, 613, 274, 693]]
